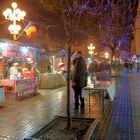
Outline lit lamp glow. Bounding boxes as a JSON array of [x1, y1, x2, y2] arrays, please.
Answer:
[[88, 43, 95, 51], [3, 2, 26, 40], [88, 50, 94, 55], [105, 52, 109, 59], [88, 43, 95, 56], [8, 24, 21, 35]]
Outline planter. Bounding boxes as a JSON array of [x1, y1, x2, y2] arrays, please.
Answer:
[[24, 116, 99, 140]]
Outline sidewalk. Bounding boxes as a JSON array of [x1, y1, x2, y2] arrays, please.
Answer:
[[92, 73, 140, 140], [0, 73, 139, 139], [0, 85, 104, 140]]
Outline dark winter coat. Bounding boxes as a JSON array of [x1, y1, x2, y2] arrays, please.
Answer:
[[72, 57, 87, 88]]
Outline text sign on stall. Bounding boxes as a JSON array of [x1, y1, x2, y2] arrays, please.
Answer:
[[16, 78, 35, 97]]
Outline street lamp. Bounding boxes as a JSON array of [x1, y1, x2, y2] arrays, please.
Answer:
[[105, 52, 109, 59], [3, 2, 26, 40], [88, 43, 95, 56], [88, 50, 94, 55]]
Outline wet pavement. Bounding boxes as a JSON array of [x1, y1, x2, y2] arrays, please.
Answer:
[[0, 87, 67, 139], [0, 84, 104, 140], [0, 72, 139, 140], [92, 73, 140, 140]]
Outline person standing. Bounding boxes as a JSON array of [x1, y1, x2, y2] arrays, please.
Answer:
[[9, 62, 19, 79], [72, 51, 87, 110], [88, 61, 97, 82]]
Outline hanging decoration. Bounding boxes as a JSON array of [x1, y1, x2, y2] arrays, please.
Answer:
[[0, 42, 36, 58], [24, 22, 37, 38], [0, 41, 37, 66]]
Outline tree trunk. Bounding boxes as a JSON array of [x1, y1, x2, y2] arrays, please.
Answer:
[[67, 16, 73, 130], [61, 8, 72, 130], [109, 49, 115, 79]]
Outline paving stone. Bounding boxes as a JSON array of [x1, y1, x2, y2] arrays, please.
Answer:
[[92, 73, 140, 139], [0, 73, 140, 139]]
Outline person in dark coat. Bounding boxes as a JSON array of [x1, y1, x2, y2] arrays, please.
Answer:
[[72, 51, 87, 110]]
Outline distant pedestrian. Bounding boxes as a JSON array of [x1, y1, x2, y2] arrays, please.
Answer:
[[72, 51, 87, 110], [88, 61, 97, 82]]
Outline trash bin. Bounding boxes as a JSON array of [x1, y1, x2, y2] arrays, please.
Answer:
[[0, 86, 5, 103]]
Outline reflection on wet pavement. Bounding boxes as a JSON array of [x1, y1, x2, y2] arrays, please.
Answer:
[[0, 86, 104, 139]]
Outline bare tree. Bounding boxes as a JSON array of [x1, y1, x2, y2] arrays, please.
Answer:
[[21, 0, 137, 130], [31, 0, 88, 130], [82, 0, 137, 76]]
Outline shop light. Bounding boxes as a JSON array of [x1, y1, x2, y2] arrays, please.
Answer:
[[21, 47, 28, 54], [88, 58, 91, 61], [0, 42, 10, 49]]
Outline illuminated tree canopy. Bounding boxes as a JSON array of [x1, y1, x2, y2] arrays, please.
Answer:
[[25, 0, 138, 51], [0, 0, 138, 52]]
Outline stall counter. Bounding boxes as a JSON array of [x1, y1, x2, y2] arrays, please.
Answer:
[[39, 73, 66, 89], [0, 77, 36, 99]]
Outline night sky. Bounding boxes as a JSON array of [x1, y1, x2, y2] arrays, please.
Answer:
[[0, 0, 138, 54]]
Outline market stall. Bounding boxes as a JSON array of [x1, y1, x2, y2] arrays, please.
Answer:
[[0, 39, 39, 99], [39, 73, 66, 89], [37, 49, 67, 89]]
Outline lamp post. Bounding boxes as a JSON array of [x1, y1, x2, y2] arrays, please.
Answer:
[[88, 43, 95, 56], [3, 2, 26, 40]]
